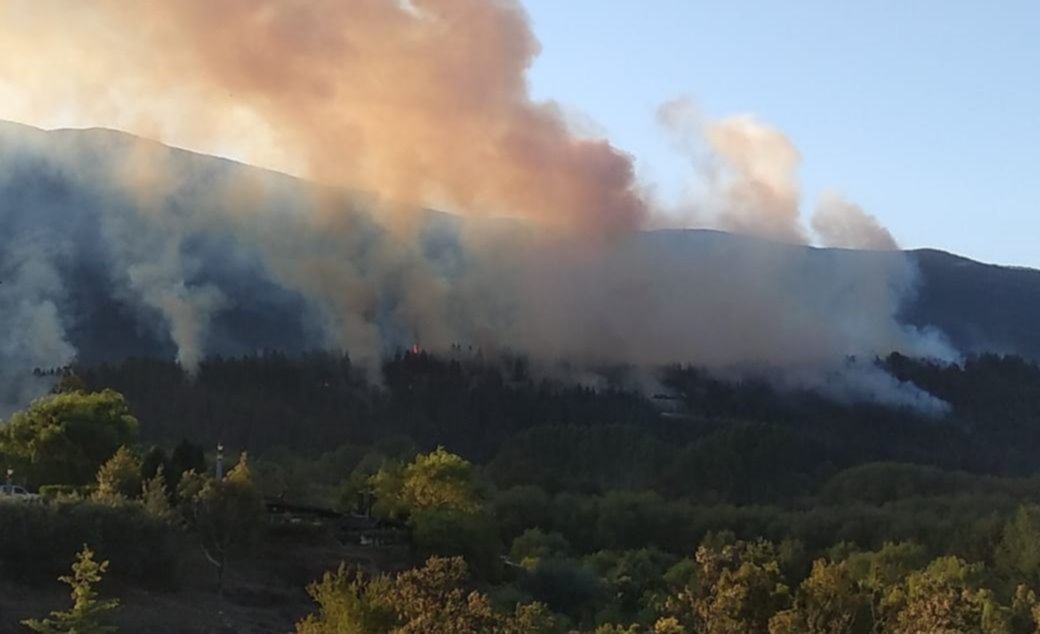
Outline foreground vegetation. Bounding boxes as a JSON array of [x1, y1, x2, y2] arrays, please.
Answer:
[[2, 351, 1040, 631]]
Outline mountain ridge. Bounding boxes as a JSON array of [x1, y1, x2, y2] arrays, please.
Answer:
[[1, 120, 1038, 370], [4, 119, 1035, 272]]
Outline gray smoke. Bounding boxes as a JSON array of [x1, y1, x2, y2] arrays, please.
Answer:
[[0, 0, 958, 414], [0, 120, 955, 413], [0, 238, 75, 414]]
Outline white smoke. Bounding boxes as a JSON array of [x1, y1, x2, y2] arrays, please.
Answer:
[[0, 236, 76, 414], [0, 0, 959, 413], [812, 192, 899, 250], [0, 119, 960, 412]]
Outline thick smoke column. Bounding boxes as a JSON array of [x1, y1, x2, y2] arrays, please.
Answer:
[[0, 2, 954, 410], [453, 223, 950, 369], [704, 116, 807, 244], [0, 120, 954, 410], [0, 0, 646, 234], [0, 0, 648, 369], [100, 140, 229, 371]]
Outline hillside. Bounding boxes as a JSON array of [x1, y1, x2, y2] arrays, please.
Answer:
[[4, 120, 1040, 630], [903, 249, 1040, 359], [1, 119, 1038, 373]]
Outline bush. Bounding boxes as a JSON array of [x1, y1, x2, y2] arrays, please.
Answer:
[[510, 528, 571, 565], [39, 484, 92, 500], [410, 508, 502, 580], [0, 498, 184, 588], [492, 485, 554, 543], [519, 557, 607, 623]]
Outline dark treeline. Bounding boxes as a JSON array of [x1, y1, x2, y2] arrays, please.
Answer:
[[67, 351, 1040, 501]]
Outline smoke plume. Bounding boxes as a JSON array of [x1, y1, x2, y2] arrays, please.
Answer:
[[656, 98, 902, 255], [812, 192, 899, 250], [0, 2, 954, 411], [0, 0, 646, 234], [658, 98, 805, 243], [703, 116, 806, 244], [0, 237, 75, 414]]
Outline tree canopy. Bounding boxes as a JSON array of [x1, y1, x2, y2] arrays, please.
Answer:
[[0, 390, 138, 487]]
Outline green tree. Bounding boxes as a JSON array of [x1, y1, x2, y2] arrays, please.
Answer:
[[141, 466, 175, 523], [594, 623, 641, 633], [386, 556, 553, 634], [335, 452, 388, 514], [175, 469, 207, 503], [768, 559, 871, 634], [296, 564, 396, 634], [370, 448, 500, 575], [369, 460, 407, 519], [891, 557, 1008, 634], [168, 439, 206, 489], [1009, 585, 1039, 634], [996, 505, 1040, 587], [510, 528, 571, 566], [184, 454, 264, 594], [410, 508, 502, 579], [520, 557, 607, 624], [844, 541, 929, 630], [663, 540, 790, 634], [0, 390, 138, 487], [95, 446, 142, 500], [653, 617, 685, 633], [297, 557, 553, 634], [139, 446, 169, 482], [584, 547, 674, 620], [23, 545, 120, 633], [491, 485, 554, 545], [372, 447, 481, 518]]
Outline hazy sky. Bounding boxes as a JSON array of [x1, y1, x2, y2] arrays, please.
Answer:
[[520, 0, 1039, 267]]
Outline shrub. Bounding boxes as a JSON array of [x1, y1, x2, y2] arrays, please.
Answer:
[[0, 498, 184, 588]]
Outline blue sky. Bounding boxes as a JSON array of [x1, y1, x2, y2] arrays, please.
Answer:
[[520, 1, 1039, 267]]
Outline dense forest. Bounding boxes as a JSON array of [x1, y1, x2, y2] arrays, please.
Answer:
[[2, 351, 1040, 632], [71, 350, 1040, 481]]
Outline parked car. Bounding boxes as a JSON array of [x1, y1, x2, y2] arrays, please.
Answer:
[[0, 484, 39, 500]]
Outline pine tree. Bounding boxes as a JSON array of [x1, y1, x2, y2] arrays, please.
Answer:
[[189, 452, 264, 595], [95, 446, 142, 500], [141, 466, 175, 523], [23, 545, 120, 633]]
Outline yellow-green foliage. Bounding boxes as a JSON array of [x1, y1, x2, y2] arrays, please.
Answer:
[[297, 556, 553, 634], [371, 447, 482, 519], [23, 545, 120, 633], [0, 390, 138, 487], [95, 446, 142, 500]]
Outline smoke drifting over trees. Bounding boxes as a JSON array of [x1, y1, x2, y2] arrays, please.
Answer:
[[0, 1, 957, 410], [0, 121, 952, 414], [0, 0, 648, 233]]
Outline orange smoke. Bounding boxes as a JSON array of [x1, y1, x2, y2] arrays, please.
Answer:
[[0, 0, 647, 234], [812, 192, 899, 251], [658, 98, 806, 244]]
